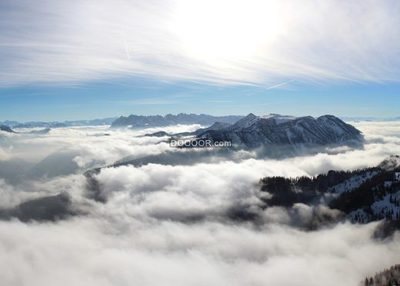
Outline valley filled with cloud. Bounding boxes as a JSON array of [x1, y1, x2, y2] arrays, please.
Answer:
[[0, 121, 399, 285]]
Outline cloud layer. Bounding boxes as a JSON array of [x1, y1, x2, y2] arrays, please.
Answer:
[[0, 0, 399, 86], [1, 219, 399, 286], [0, 121, 400, 285]]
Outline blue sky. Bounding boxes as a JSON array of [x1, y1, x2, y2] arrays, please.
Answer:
[[1, 79, 399, 121], [0, 0, 399, 121]]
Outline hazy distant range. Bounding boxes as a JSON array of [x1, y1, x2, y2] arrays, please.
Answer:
[[1, 113, 399, 129]]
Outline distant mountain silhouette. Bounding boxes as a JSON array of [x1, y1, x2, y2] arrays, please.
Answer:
[[0, 118, 116, 128], [111, 113, 243, 127], [0, 125, 15, 133]]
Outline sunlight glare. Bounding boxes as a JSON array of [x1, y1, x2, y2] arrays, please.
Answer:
[[171, 0, 285, 64]]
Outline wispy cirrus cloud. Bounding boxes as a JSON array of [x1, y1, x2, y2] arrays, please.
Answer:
[[0, 0, 399, 87]]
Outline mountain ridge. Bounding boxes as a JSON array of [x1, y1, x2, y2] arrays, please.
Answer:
[[111, 113, 243, 128], [195, 113, 363, 148], [259, 156, 400, 233], [0, 125, 15, 133], [0, 118, 117, 129]]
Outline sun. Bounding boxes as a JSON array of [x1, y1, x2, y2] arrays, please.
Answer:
[[170, 0, 285, 65]]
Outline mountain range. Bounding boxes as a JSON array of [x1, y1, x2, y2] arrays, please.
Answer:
[[199, 113, 363, 147], [0, 118, 117, 128], [165, 113, 364, 148], [2, 114, 399, 130], [111, 113, 243, 127]]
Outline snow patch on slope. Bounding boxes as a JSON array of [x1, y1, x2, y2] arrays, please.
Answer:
[[262, 114, 297, 125], [328, 170, 380, 194], [371, 191, 400, 220]]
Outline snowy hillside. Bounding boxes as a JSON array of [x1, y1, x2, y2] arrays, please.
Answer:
[[196, 113, 363, 148], [259, 156, 400, 229]]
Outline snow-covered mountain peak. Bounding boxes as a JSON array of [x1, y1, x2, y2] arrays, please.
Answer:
[[230, 113, 260, 129], [196, 114, 363, 148], [261, 114, 298, 125], [378, 155, 400, 171]]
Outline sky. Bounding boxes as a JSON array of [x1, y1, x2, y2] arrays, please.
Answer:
[[0, 0, 399, 121]]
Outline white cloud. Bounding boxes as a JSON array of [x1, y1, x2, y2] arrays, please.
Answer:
[[0, 121, 400, 285], [0, 219, 399, 286], [0, 0, 399, 86]]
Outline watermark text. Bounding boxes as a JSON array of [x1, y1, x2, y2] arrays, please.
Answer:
[[170, 139, 232, 148]]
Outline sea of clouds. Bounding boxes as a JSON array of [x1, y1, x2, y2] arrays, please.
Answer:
[[0, 121, 400, 286]]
